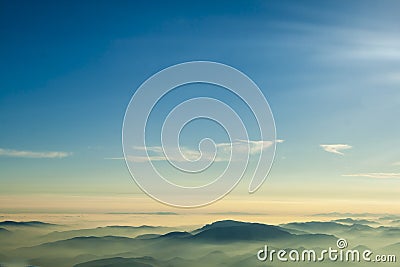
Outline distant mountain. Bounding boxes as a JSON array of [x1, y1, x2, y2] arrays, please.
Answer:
[[377, 226, 400, 237], [346, 223, 374, 232], [192, 220, 247, 233], [74, 256, 156, 267], [333, 218, 378, 225], [191, 220, 292, 242], [74, 253, 233, 267], [10, 218, 400, 267], [16, 235, 140, 260], [14, 220, 295, 266], [279, 228, 309, 235], [42, 225, 172, 242], [134, 233, 161, 240], [194, 220, 289, 233], [34, 220, 338, 246], [0, 221, 56, 227], [379, 215, 400, 221], [158, 231, 192, 239], [40, 235, 136, 248], [281, 221, 349, 234]]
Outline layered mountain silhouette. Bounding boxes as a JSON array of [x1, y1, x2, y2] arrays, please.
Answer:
[[41, 225, 172, 242], [0, 218, 398, 267], [0, 221, 56, 227]]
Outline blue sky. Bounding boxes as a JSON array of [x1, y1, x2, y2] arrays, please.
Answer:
[[0, 1, 399, 212]]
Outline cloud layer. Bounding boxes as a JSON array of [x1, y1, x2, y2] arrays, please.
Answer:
[[0, 148, 71, 159]]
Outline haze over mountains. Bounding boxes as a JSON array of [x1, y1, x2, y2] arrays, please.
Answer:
[[0, 217, 398, 267]]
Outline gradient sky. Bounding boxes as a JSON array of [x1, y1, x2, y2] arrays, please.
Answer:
[[0, 0, 399, 218]]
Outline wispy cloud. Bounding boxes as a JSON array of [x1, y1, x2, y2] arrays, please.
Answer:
[[320, 144, 352, 155], [342, 173, 400, 179], [393, 161, 400, 166], [219, 139, 284, 155], [0, 148, 71, 159], [328, 34, 400, 61], [128, 139, 284, 163], [278, 22, 400, 62], [104, 157, 125, 160]]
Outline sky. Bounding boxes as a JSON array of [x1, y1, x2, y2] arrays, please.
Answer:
[[0, 0, 399, 222]]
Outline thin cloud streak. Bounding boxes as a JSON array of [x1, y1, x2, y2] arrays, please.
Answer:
[[0, 148, 71, 159], [129, 140, 284, 163], [320, 144, 352, 155], [343, 173, 400, 179]]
